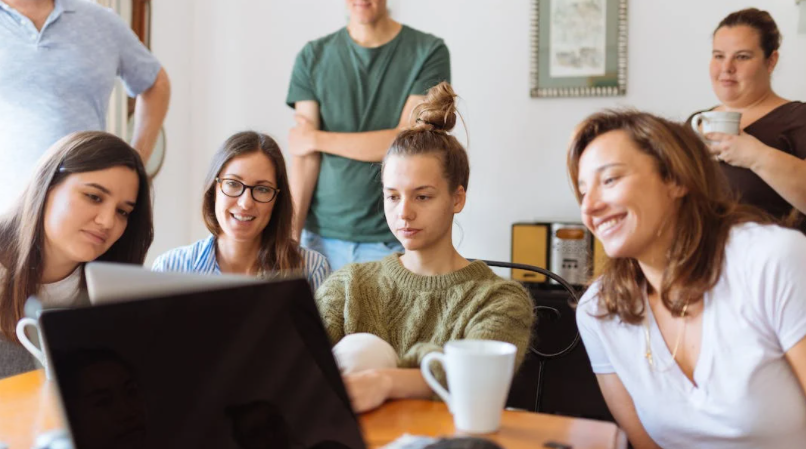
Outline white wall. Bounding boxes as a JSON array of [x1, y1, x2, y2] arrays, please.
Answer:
[[147, 0, 806, 266]]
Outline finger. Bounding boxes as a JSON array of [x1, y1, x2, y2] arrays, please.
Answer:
[[704, 132, 727, 141]]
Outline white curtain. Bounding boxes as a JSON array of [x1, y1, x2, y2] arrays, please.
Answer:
[[91, 0, 132, 141]]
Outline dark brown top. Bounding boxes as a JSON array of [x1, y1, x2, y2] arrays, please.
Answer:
[[690, 101, 806, 233]]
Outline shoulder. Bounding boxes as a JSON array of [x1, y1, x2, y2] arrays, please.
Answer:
[[467, 264, 532, 310], [575, 279, 609, 327], [66, 0, 122, 23], [299, 246, 329, 271], [300, 29, 345, 56], [400, 25, 447, 49], [152, 236, 216, 271], [726, 223, 806, 268]]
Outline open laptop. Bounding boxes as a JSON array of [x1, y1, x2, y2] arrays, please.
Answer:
[[85, 262, 264, 304], [40, 263, 366, 449]]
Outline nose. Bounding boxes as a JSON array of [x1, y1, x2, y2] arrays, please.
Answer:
[[580, 186, 605, 217], [721, 58, 735, 74], [237, 188, 255, 208], [95, 204, 117, 229], [398, 197, 415, 221]]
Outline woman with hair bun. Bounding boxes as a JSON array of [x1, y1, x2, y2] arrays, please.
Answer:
[[691, 8, 806, 233], [315, 82, 534, 413]]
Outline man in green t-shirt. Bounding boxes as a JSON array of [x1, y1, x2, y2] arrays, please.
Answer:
[[286, 0, 450, 271]]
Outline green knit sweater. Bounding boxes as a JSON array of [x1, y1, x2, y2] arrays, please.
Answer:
[[315, 254, 535, 377]]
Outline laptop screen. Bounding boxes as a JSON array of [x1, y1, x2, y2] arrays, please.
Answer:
[[41, 279, 366, 449]]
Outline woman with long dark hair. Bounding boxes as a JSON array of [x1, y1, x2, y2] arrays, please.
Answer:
[[0, 131, 153, 379], [152, 131, 329, 291]]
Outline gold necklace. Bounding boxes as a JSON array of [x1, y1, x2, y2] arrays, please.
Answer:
[[643, 302, 688, 372]]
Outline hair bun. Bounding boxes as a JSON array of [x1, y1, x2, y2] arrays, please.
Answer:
[[412, 81, 458, 133]]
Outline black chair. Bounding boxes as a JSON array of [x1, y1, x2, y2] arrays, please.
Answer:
[[477, 260, 613, 422]]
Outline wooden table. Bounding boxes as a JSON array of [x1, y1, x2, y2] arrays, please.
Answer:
[[0, 370, 626, 449]]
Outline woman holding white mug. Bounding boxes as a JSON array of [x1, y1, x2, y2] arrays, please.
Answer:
[[0, 132, 154, 379], [690, 8, 806, 233]]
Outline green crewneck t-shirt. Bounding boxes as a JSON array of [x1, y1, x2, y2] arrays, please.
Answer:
[[286, 26, 451, 242], [314, 254, 536, 382]]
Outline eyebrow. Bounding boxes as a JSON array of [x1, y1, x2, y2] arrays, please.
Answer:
[[577, 163, 626, 186], [712, 49, 754, 54], [383, 185, 437, 192], [85, 183, 137, 208], [221, 174, 275, 186]]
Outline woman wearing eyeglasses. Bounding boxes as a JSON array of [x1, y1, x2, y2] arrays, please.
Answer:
[[153, 131, 330, 291]]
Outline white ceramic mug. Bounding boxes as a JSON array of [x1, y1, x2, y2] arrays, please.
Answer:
[[690, 111, 742, 137], [420, 340, 517, 434], [16, 317, 53, 380]]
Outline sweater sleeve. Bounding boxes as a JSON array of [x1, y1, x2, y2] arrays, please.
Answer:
[[462, 280, 535, 371], [314, 268, 349, 347]]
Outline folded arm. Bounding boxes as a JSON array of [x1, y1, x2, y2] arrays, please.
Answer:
[[289, 100, 323, 240], [289, 95, 424, 163]]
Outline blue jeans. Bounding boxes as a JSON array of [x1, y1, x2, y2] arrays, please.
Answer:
[[302, 230, 404, 272]]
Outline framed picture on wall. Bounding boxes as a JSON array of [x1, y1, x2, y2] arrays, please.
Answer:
[[530, 0, 628, 98]]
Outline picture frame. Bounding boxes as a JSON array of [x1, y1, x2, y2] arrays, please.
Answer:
[[530, 0, 628, 98]]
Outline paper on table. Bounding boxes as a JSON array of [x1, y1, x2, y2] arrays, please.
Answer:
[[382, 434, 439, 449]]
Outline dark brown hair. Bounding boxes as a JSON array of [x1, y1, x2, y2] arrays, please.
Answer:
[[384, 81, 469, 192], [567, 110, 773, 324], [201, 131, 302, 274], [715, 8, 781, 58], [0, 132, 153, 341]]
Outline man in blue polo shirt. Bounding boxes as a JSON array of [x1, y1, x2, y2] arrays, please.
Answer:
[[0, 0, 170, 214]]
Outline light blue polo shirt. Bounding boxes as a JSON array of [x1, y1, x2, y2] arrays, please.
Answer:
[[0, 0, 161, 213]]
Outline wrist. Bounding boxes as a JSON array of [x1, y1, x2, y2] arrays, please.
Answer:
[[373, 368, 395, 399], [749, 143, 774, 173], [312, 130, 325, 152]]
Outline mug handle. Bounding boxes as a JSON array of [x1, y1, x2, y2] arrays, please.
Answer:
[[16, 318, 45, 365], [690, 113, 707, 136], [421, 352, 452, 409]]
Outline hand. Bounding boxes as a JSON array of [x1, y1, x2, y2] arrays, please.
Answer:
[[705, 132, 770, 170], [288, 114, 318, 157], [342, 369, 393, 413]]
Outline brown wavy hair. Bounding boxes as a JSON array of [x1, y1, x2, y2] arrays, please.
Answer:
[[201, 131, 302, 273], [567, 110, 773, 323], [384, 81, 469, 192], [0, 132, 153, 342]]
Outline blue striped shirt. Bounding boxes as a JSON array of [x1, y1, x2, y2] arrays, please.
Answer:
[[152, 235, 331, 292]]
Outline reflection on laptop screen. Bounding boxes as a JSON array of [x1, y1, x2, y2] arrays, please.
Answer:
[[41, 278, 365, 449]]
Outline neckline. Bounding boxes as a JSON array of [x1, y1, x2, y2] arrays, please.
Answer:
[[342, 24, 406, 53], [644, 292, 714, 397], [743, 101, 798, 133]]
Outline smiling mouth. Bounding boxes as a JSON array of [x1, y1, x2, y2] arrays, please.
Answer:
[[595, 215, 625, 235], [230, 213, 255, 222]]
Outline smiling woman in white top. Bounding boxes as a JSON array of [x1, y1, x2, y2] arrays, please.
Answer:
[[152, 131, 329, 292], [567, 110, 806, 449], [0, 131, 154, 379]]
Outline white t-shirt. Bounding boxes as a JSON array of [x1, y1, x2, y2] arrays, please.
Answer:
[[577, 223, 806, 449], [37, 265, 83, 308]]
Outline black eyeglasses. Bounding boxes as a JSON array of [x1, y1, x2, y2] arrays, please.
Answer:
[[216, 178, 279, 203]]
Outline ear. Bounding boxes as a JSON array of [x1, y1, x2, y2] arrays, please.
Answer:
[[767, 50, 779, 74], [452, 185, 466, 214], [667, 182, 688, 200]]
